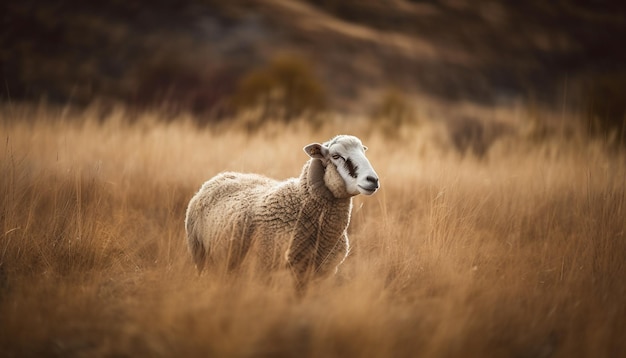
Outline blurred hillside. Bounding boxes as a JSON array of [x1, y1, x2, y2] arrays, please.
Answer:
[[2, 0, 625, 117]]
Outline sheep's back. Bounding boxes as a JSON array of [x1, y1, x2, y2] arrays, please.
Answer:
[[195, 172, 276, 204]]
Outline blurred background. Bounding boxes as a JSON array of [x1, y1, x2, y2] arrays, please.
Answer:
[[2, 0, 625, 141]]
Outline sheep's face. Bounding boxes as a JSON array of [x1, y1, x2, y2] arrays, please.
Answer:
[[304, 135, 380, 196]]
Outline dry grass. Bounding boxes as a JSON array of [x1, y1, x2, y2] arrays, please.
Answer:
[[1, 103, 625, 357]]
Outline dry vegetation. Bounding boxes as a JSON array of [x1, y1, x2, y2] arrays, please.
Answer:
[[1, 103, 625, 357]]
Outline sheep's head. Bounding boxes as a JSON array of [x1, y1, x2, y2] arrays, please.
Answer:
[[304, 135, 380, 197]]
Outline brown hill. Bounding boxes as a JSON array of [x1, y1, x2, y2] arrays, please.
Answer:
[[2, 0, 625, 115]]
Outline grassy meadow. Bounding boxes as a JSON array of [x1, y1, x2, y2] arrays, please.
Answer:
[[1, 103, 625, 357]]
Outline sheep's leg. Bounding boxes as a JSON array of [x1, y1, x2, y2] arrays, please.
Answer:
[[285, 257, 314, 297], [286, 230, 319, 289], [188, 233, 207, 274], [222, 217, 255, 272]]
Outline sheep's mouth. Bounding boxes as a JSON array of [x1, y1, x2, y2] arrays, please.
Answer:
[[358, 185, 378, 195]]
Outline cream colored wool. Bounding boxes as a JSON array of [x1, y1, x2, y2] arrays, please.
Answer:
[[185, 135, 378, 284]]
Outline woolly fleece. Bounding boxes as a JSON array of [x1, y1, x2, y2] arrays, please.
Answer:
[[185, 154, 355, 283]]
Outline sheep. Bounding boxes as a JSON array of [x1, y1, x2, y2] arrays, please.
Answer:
[[184, 135, 380, 286]]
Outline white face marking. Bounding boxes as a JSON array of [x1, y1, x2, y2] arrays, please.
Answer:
[[326, 136, 379, 196]]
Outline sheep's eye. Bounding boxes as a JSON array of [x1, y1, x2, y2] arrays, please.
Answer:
[[332, 154, 342, 160]]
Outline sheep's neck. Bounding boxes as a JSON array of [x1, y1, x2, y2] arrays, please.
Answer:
[[304, 158, 353, 200]]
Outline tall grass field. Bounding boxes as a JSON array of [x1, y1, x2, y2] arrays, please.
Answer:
[[1, 103, 625, 357]]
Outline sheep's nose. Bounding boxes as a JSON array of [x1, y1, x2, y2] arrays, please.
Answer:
[[366, 176, 379, 187]]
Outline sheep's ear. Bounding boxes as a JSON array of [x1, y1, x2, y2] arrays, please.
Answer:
[[363, 145, 368, 151], [304, 143, 328, 159]]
